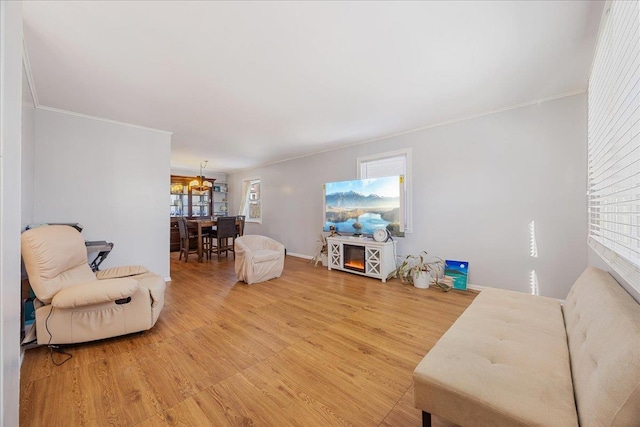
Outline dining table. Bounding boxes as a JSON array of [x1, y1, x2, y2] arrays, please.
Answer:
[[187, 218, 242, 262]]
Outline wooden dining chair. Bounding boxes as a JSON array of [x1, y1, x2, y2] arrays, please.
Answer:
[[200, 220, 215, 260], [210, 216, 237, 260], [236, 215, 246, 237], [177, 217, 198, 262]]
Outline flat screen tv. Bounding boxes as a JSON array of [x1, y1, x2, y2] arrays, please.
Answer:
[[323, 175, 405, 237]]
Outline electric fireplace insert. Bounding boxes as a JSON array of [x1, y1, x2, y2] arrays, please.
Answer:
[[343, 244, 365, 273]]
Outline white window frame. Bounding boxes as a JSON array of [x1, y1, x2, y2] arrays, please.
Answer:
[[357, 148, 412, 233], [587, 0, 640, 292], [239, 177, 262, 224]]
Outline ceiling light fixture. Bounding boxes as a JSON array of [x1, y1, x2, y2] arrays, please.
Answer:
[[189, 160, 213, 191]]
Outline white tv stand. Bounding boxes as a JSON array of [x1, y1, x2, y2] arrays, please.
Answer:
[[327, 236, 397, 282]]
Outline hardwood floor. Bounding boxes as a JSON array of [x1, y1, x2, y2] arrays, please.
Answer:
[[20, 254, 476, 426]]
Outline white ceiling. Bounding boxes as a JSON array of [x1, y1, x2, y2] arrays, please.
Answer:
[[23, 1, 604, 174]]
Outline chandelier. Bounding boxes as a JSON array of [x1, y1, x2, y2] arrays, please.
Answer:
[[189, 160, 213, 191]]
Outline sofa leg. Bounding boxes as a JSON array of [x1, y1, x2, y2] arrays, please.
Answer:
[[422, 411, 432, 427]]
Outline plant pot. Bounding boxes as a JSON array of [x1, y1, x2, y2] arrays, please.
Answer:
[[321, 253, 328, 267], [413, 270, 430, 289]]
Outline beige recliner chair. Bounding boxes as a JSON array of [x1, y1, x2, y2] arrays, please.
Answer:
[[21, 225, 166, 345], [235, 235, 285, 284]]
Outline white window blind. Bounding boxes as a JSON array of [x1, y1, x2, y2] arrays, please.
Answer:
[[588, 0, 640, 291], [239, 178, 261, 223], [360, 156, 405, 178]]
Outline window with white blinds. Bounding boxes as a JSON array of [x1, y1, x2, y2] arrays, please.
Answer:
[[238, 177, 261, 223], [358, 149, 412, 233], [588, 0, 640, 291]]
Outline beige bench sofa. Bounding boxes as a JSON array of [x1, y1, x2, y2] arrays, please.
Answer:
[[414, 267, 640, 427]]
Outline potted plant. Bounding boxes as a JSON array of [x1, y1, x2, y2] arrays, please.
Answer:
[[311, 233, 328, 267], [389, 251, 452, 291]]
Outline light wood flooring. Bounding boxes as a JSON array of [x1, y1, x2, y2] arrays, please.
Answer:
[[20, 254, 476, 426]]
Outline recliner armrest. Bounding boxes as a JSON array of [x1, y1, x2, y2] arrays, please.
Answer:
[[96, 265, 148, 280], [51, 278, 139, 309]]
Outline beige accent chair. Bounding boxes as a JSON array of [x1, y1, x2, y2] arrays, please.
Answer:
[[21, 225, 165, 345], [234, 235, 285, 284]]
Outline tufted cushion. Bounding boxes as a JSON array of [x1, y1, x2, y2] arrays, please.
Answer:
[[563, 267, 640, 427], [414, 288, 578, 427]]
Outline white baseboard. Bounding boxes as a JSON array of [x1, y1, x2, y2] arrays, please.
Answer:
[[463, 283, 564, 302], [467, 283, 486, 292], [287, 252, 313, 260], [164, 277, 172, 282]]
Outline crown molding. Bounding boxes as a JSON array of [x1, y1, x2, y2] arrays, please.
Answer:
[[36, 106, 173, 136], [372, 89, 587, 141], [227, 89, 586, 174], [23, 39, 172, 135], [22, 38, 39, 106]]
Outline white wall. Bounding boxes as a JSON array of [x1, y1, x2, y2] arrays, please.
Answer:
[[229, 93, 587, 299], [21, 65, 35, 229], [0, 2, 23, 425], [34, 109, 172, 278], [229, 149, 355, 248]]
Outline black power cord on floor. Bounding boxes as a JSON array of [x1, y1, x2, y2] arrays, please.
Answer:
[[48, 345, 72, 366], [45, 307, 73, 366]]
